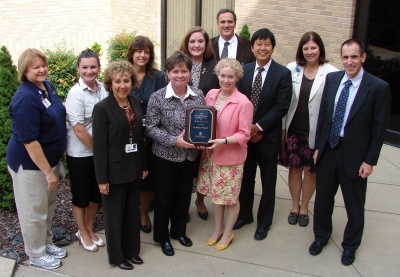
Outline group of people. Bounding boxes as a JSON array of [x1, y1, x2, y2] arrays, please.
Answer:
[[6, 7, 391, 272]]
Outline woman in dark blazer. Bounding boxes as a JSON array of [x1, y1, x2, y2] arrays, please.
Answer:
[[127, 36, 166, 233], [180, 26, 220, 221], [93, 61, 148, 270]]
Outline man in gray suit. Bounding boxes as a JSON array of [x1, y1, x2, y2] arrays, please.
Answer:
[[211, 8, 255, 65], [309, 39, 391, 266]]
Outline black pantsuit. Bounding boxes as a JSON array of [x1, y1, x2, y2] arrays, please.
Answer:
[[102, 181, 141, 264], [240, 144, 278, 228], [152, 154, 195, 243]]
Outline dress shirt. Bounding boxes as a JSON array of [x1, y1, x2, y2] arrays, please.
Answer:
[[66, 78, 108, 157], [252, 60, 272, 131], [218, 35, 238, 59], [333, 68, 364, 137]]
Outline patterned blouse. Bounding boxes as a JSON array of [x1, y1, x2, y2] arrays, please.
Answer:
[[146, 83, 205, 162], [190, 61, 202, 89]]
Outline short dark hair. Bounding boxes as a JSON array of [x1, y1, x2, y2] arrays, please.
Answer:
[[166, 51, 192, 72], [296, 31, 328, 66], [126, 36, 156, 77], [77, 49, 100, 67], [216, 8, 237, 22], [341, 39, 365, 55], [180, 26, 215, 61], [251, 28, 276, 48]]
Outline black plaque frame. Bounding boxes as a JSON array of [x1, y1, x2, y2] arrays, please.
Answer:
[[185, 105, 217, 146]]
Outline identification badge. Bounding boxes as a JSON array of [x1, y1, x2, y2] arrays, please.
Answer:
[[125, 143, 137, 153], [42, 98, 51, 108]]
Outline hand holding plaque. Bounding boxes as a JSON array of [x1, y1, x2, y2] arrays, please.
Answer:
[[184, 105, 217, 146]]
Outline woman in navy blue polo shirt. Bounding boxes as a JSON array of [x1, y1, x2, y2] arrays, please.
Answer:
[[6, 48, 67, 270]]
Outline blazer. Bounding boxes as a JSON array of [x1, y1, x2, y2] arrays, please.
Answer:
[[130, 69, 166, 115], [206, 88, 253, 165], [189, 59, 220, 96], [211, 34, 255, 65], [92, 94, 146, 185], [283, 62, 338, 148], [315, 70, 391, 179], [237, 60, 292, 154]]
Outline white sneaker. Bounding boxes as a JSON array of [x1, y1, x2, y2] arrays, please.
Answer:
[[46, 243, 67, 258], [29, 254, 61, 270]]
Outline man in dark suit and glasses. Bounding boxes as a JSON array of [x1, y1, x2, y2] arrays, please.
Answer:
[[211, 8, 255, 65], [309, 39, 391, 266], [234, 28, 292, 241]]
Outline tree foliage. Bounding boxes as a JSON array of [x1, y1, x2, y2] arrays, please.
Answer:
[[239, 24, 251, 41], [107, 30, 136, 62], [0, 46, 19, 210]]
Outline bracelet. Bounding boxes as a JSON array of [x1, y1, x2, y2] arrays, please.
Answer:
[[223, 137, 228, 144]]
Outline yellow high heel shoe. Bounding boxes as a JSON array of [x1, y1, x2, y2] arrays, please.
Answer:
[[205, 229, 225, 246], [214, 232, 234, 251]]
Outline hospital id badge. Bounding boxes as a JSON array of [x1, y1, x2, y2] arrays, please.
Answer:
[[125, 143, 137, 153], [42, 98, 51, 108]]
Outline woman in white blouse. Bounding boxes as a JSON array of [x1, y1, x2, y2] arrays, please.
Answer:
[[65, 50, 108, 251]]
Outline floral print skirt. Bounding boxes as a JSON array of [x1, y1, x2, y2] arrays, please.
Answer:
[[196, 150, 244, 205], [278, 130, 316, 173]]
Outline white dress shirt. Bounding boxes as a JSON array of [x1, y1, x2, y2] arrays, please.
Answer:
[[218, 35, 238, 59]]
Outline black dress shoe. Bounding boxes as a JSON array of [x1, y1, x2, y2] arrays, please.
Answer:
[[161, 242, 175, 256], [254, 227, 269, 240], [233, 219, 253, 230], [171, 235, 193, 247], [309, 241, 327, 256], [341, 250, 355, 266], [117, 261, 133, 270], [129, 256, 143, 265], [195, 200, 208, 220], [288, 211, 299, 225], [140, 223, 152, 233]]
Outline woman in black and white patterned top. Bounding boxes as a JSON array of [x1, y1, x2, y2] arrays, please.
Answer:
[[146, 51, 205, 256]]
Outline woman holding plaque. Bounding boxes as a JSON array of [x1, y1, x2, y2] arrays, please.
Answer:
[[127, 36, 166, 233], [197, 58, 253, 251], [180, 26, 219, 221], [146, 51, 205, 256]]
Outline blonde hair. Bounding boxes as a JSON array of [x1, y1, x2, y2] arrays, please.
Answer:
[[102, 60, 136, 92], [214, 58, 243, 79], [17, 48, 48, 83]]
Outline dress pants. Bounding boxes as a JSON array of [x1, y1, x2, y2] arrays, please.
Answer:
[[152, 154, 195, 243], [238, 143, 278, 228], [102, 181, 140, 265], [314, 142, 367, 252], [9, 164, 60, 258]]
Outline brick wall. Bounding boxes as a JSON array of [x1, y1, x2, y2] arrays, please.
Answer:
[[0, 0, 161, 68], [235, 0, 357, 69]]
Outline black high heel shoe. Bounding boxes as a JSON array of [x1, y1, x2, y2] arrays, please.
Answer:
[[195, 200, 208, 220]]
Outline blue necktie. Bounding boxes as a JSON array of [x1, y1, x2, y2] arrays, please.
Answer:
[[221, 42, 229, 59], [328, 79, 352, 148]]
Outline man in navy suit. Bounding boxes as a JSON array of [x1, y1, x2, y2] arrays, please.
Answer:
[[234, 28, 292, 240], [211, 8, 255, 65], [309, 39, 391, 266]]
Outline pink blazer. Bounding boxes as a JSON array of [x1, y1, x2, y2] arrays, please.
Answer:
[[206, 88, 253, 165]]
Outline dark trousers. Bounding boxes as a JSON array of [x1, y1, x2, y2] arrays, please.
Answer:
[[314, 142, 367, 252], [152, 154, 195, 243], [102, 181, 140, 264], [238, 143, 278, 228]]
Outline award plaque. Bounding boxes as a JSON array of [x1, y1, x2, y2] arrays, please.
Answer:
[[185, 105, 217, 146]]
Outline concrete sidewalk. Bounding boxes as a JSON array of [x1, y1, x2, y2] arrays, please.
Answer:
[[2, 144, 399, 277]]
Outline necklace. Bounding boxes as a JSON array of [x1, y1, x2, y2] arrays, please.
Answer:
[[119, 99, 129, 110], [218, 93, 230, 100]]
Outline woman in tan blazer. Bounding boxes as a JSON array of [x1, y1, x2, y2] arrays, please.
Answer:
[[280, 32, 338, 227]]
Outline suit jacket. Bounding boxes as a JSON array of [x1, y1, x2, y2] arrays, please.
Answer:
[[283, 62, 338, 148], [130, 69, 166, 115], [237, 60, 292, 154], [188, 59, 220, 95], [92, 94, 146, 185], [205, 88, 253, 165], [211, 34, 255, 65], [315, 70, 391, 179]]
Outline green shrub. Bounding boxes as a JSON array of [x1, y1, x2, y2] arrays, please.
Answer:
[[107, 30, 136, 62], [0, 46, 19, 210], [239, 24, 251, 41], [43, 41, 79, 102]]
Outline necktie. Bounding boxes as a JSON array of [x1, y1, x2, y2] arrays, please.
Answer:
[[221, 42, 230, 59], [250, 67, 265, 117], [328, 79, 352, 148]]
